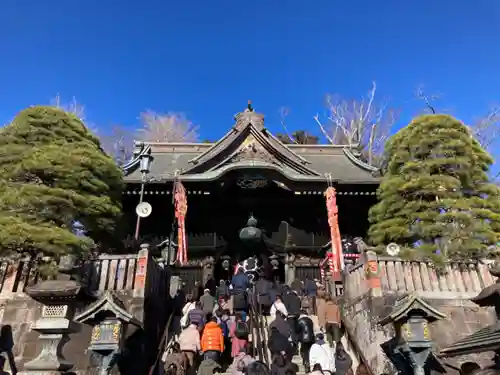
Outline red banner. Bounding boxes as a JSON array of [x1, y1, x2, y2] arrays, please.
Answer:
[[324, 187, 344, 279], [174, 180, 188, 265]]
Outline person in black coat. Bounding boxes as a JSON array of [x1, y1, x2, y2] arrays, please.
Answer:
[[269, 312, 291, 339], [283, 289, 301, 317], [283, 289, 301, 345], [268, 326, 292, 359], [270, 353, 297, 375], [232, 288, 248, 313], [335, 341, 353, 375], [255, 278, 272, 314], [296, 310, 315, 373], [246, 360, 270, 375]]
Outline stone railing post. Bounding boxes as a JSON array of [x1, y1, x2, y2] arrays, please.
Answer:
[[325, 271, 335, 297], [202, 256, 215, 287], [284, 253, 296, 285], [134, 243, 150, 298], [364, 250, 382, 297], [169, 275, 182, 298]]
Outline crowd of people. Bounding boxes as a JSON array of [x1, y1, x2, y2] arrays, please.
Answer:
[[162, 268, 353, 375]]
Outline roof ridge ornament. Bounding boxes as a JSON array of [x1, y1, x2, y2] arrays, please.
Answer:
[[234, 101, 264, 131]]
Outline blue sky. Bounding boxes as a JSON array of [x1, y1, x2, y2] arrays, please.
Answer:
[[1, 1, 499, 143]]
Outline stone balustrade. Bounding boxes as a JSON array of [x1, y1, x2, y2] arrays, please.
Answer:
[[0, 244, 170, 298], [344, 252, 495, 300], [342, 252, 498, 375]]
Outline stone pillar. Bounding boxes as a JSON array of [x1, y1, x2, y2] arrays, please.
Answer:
[[364, 250, 382, 297], [169, 275, 182, 298], [325, 271, 335, 297], [134, 243, 150, 298], [284, 253, 296, 285], [202, 256, 215, 287]]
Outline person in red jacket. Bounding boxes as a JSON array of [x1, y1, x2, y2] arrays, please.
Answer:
[[201, 317, 224, 362]]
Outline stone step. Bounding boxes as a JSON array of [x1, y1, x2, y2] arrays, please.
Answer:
[[262, 315, 359, 373]]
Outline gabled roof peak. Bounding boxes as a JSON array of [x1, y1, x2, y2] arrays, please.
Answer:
[[233, 101, 264, 131], [379, 294, 447, 325], [74, 290, 142, 327]]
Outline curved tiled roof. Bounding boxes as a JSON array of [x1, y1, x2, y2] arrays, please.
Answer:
[[123, 106, 380, 185]]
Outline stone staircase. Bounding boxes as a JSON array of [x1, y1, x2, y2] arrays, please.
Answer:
[[225, 314, 360, 375], [223, 314, 267, 375], [262, 315, 360, 375]]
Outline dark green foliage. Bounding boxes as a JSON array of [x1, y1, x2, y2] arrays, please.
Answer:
[[276, 130, 319, 144], [368, 114, 500, 262], [0, 106, 124, 260]]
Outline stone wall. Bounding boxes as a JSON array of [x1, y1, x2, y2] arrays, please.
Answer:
[[0, 290, 148, 375], [0, 246, 171, 375], [342, 252, 496, 375]]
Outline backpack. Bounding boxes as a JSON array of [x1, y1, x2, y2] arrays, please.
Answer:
[[235, 321, 249, 339]]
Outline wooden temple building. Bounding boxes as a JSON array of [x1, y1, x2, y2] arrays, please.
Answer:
[[120, 103, 380, 288]]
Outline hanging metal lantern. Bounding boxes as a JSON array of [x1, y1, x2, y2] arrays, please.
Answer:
[[221, 255, 231, 271], [239, 215, 262, 243], [269, 254, 279, 270]]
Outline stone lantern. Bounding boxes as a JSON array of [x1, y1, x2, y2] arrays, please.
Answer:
[[75, 291, 142, 375], [379, 294, 447, 375], [23, 279, 94, 374]]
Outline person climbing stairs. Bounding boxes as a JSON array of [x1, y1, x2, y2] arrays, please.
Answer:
[[261, 314, 361, 375]]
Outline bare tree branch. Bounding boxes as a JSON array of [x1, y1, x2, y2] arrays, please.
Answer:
[[99, 125, 135, 166], [314, 82, 396, 166], [278, 107, 298, 144], [471, 107, 500, 151], [50, 95, 133, 164], [470, 106, 500, 181], [137, 110, 199, 143], [415, 85, 443, 115], [51, 94, 86, 122], [276, 108, 319, 145]]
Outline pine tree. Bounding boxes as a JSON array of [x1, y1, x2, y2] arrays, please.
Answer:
[[368, 114, 500, 262], [0, 106, 124, 262]]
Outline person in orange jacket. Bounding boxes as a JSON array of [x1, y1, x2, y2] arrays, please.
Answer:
[[201, 316, 225, 362]]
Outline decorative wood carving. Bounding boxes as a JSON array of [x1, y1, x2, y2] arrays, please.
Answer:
[[294, 256, 322, 266], [202, 256, 215, 268], [172, 259, 203, 267], [122, 235, 227, 251], [228, 135, 279, 165]]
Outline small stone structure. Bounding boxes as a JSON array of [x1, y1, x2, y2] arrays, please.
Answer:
[[1, 245, 498, 375], [0, 244, 170, 375], [439, 258, 500, 374], [342, 251, 496, 374], [75, 291, 142, 375], [20, 279, 93, 375], [378, 294, 447, 375]]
